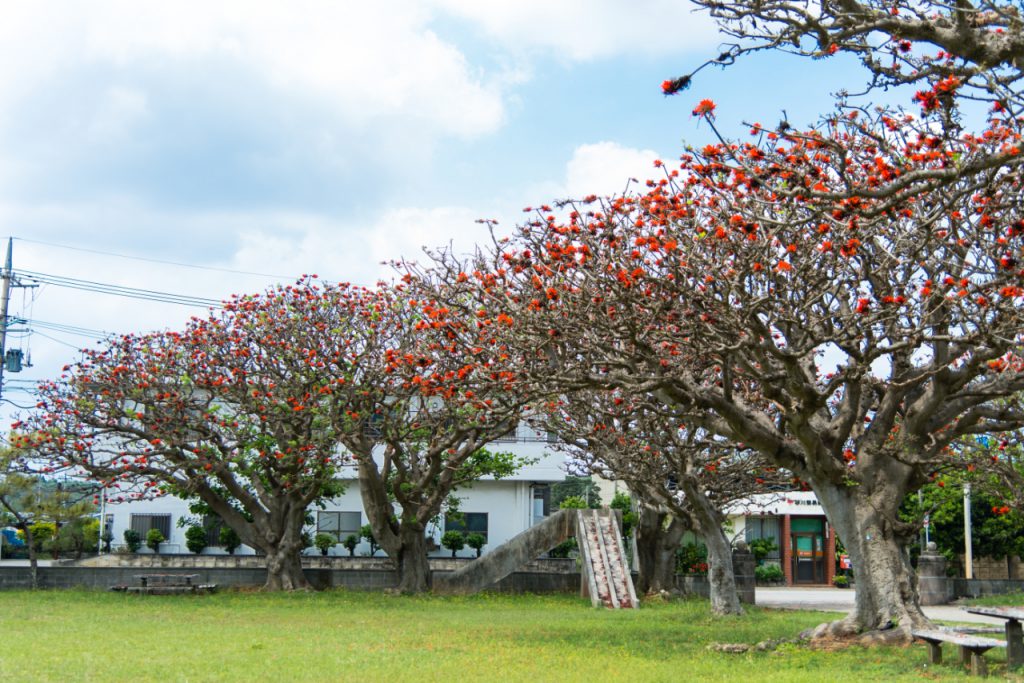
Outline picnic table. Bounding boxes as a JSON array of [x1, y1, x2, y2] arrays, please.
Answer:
[[963, 606, 1024, 670], [110, 574, 216, 595]]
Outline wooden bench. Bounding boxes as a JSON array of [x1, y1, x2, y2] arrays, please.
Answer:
[[912, 629, 1006, 677]]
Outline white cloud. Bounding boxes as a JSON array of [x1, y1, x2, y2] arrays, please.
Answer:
[[525, 141, 665, 201], [430, 0, 719, 61], [564, 141, 664, 197], [0, 2, 507, 146]]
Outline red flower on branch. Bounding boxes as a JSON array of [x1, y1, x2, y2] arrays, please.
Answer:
[[692, 99, 717, 120]]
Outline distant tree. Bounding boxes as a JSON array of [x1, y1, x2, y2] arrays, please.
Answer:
[[551, 477, 601, 510]]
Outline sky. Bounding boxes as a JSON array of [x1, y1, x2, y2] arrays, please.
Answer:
[[0, 1, 867, 424]]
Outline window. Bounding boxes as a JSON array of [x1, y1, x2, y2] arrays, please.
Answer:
[[445, 512, 488, 541], [317, 511, 361, 540], [129, 514, 171, 539], [744, 516, 781, 560], [532, 485, 550, 525]]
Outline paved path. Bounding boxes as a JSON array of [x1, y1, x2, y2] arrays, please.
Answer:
[[756, 586, 1003, 625]]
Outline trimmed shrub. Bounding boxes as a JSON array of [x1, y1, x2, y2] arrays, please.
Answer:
[[145, 528, 165, 554], [314, 533, 336, 556], [441, 530, 465, 558], [465, 532, 486, 558], [123, 529, 142, 553], [185, 525, 208, 555], [219, 526, 241, 554]]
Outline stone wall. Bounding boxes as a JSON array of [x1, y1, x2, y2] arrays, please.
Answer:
[[0, 554, 729, 598], [956, 554, 1022, 580]]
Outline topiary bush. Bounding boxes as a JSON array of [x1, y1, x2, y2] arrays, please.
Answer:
[[123, 528, 142, 553], [342, 534, 358, 557], [219, 526, 241, 554], [145, 528, 165, 554], [314, 533, 336, 556], [465, 532, 486, 558], [360, 524, 380, 557], [185, 525, 207, 555], [441, 530, 465, 558]]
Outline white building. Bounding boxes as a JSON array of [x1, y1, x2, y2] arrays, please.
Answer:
[[103, 423, 567, 558]]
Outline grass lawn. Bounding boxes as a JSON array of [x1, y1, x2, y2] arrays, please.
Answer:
[[960, 591, 1024, 607], [0, 590, 1017, 682]]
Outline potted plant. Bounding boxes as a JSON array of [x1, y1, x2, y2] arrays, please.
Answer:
[[832, 574, 850, 588]]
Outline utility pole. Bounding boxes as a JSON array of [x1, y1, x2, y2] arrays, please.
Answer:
[[0, 238, 12, 406], [964, 482, 974, 580]]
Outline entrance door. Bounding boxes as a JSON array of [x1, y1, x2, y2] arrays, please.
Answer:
[[791, 532, 825, 584]]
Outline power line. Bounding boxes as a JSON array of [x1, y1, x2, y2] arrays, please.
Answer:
[[26, 319, 110, 339], [16, 269, 224, 309], [11, 235, 296, 281]]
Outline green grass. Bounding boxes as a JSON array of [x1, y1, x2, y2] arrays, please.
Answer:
[[0, 590, 1015, 682], [960, 591, 1024, 607]]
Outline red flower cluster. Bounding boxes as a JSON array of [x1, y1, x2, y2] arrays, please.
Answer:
[[692, 99, 716, 120]]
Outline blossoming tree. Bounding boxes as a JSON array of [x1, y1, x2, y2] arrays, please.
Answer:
[[15, 278, 371, 590], [313, 278, 534, 594], [434, 102, 1024, 634]]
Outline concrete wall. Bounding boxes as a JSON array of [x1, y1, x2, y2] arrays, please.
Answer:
[[0, 556, 726, 598]]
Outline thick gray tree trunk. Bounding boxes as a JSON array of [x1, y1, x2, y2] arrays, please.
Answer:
[[356, 459, 437, 594], [634, 507, 687, 595], [682, 482, 742, 615], [394, 526, 432, 594], [200, 491, 311, 592], [814, 480, 929, 636], [263, 542, 310, 591]]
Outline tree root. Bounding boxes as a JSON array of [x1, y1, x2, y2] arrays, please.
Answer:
[[800, 617, 919, 647]]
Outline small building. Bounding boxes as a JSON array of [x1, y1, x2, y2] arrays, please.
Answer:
[[102, 423, 567, 558], [727, 491, 837, 586]]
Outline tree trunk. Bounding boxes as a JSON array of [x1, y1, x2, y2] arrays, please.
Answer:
[[679, 482, 742, 615], [814, 481, 929, 636], [22, 523, 39, 590], [355, 460, 434, 594], [263, 543, 310, 591], [634, 508, 687, 595], [703, 523, 743, 616], [394, 525, 431, 594]]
